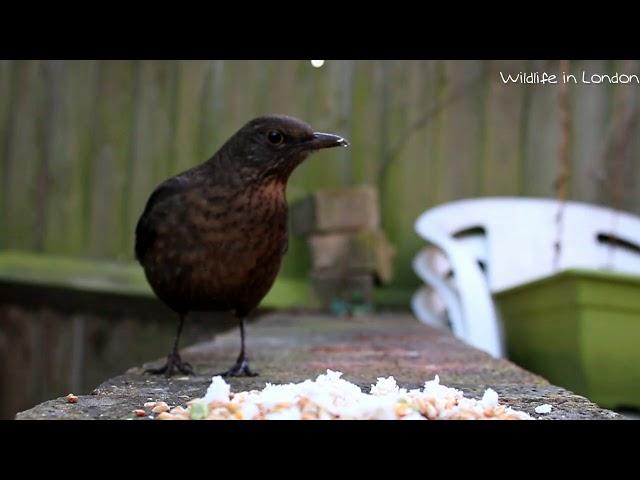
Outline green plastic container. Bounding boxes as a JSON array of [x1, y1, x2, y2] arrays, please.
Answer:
[[495, 269, 640, 409]]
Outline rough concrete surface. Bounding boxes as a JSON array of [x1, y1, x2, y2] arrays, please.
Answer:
[[17, 312, 620, 420]]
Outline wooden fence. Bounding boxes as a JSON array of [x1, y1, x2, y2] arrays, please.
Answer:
[[1, 60, 639, 291]]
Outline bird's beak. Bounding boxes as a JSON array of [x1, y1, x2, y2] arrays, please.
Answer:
[[307, 132, 350, 150]]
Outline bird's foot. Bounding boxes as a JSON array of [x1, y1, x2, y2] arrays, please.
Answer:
[[216, 358, 258, 377], [145, 352, 195, 378]]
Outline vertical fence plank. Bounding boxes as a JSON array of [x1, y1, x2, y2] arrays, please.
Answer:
[[173, 61, 210, 174], [41, 60, 75, 254], [73, 61, 100, 254], [198, 60, 222, 161], [631, 63, 640, 216], [335, 60, 355, 185], [522, 60, 561, 198], [350, 61, 377, 185], [126, 61, 162, 259], [440, 60, 486, 202], [483, 60, 525, 196], [429, 60, 450, 206], [4, 61, 46, 251], [88, 61, 136, 259], [223, 61, 250, 137], [125, 60, 187, 256], [0, 60, 13, 247], [63, 60, 99, 256], [593, 60, 625, 210], [389, 61, 439, 286], [384, 61, 413, 284], [608, 60, 640, 214], [417, 60, 442, 210], [570, 60, 611, 207]]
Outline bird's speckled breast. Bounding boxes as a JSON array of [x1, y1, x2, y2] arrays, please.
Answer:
[[143, 178, 289, 316]]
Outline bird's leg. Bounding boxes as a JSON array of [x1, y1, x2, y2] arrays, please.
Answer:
[[145, 313, 194, 377], [216, 317, 258, 377]]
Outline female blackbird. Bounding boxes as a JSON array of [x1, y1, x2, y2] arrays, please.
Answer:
[[135, 115, 348, 377]]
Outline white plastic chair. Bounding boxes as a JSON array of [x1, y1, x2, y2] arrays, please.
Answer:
[[412, 197, 640, 358]]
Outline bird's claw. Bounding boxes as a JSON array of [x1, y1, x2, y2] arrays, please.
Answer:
[[145, 352, 195, 378], [216, 358, 258, 377]]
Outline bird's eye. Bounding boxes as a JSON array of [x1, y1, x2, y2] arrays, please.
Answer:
[[267, 130, 284, 145]]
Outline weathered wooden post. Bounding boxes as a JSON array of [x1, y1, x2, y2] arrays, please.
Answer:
[[290, 186, 395, 312]]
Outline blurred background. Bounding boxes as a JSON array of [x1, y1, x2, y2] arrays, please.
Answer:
[[1, 60, 639, 419]]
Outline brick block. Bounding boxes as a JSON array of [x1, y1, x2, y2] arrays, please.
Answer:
[[307, 230, 395, 285], [290, 186, 380, 236]]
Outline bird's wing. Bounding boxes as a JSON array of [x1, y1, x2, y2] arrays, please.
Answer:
[[134, 175, 192, 263]]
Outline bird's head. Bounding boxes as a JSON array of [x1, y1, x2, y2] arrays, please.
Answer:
[[217, 114, 349, 182]]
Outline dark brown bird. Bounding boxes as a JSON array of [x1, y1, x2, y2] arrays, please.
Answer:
[[135, 114, 348, 377]]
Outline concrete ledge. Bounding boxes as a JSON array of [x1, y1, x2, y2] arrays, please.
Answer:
[[16, 312, 620, 420]]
